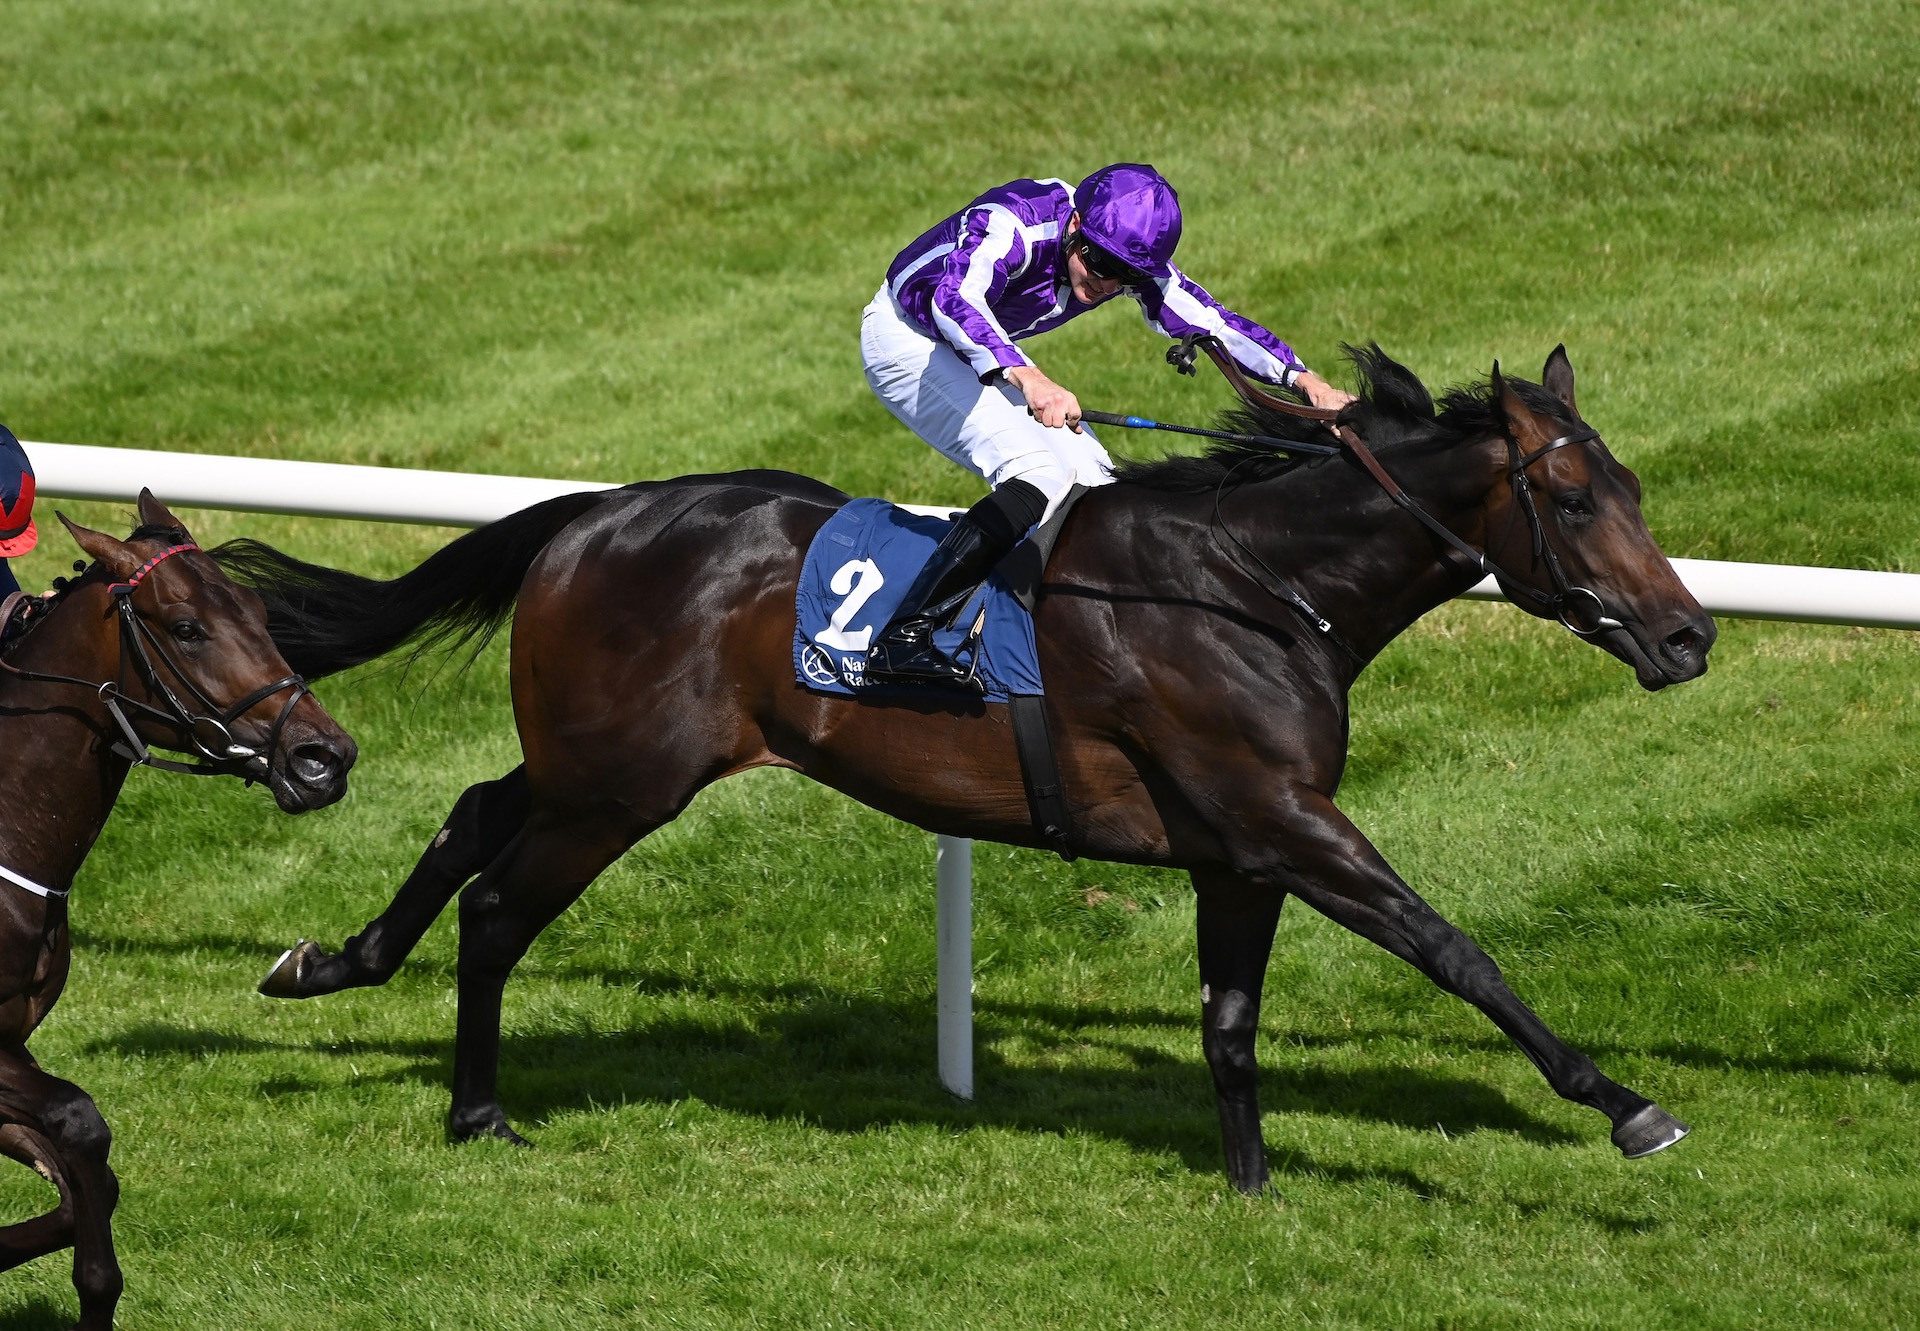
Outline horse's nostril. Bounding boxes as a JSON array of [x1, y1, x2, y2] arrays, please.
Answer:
[[290, 743, 343, 785], [1661, 626, 1704, 665]]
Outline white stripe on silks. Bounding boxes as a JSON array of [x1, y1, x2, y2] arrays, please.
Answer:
[[1155, 276, 1299, 384], [0, 862, 66, 899], [1006, 218, 1068, 337], [889, 241, 958, 301], [1006, 218, 1059, 282], [932, 205, 1024, 377]]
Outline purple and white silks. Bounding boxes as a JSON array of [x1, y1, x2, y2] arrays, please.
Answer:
[[883, 177, 1309, 388]]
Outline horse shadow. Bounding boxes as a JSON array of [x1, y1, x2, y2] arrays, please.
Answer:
[[0, 1297, 72, 1330], [84, 959, 1599, 1198], [80, 940, 1917, 1214]]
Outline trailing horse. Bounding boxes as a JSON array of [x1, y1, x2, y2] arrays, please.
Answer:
[[240, 346, 1713, 1193], [0, 492, 355, 1328]]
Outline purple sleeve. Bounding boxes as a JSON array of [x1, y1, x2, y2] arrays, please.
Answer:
[[1132, 268, 1308, 387], [929, 206, 1033, 381]]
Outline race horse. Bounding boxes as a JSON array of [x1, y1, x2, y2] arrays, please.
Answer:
[[242, 346, 1714, 1194], [0, 492, 355, 1329]]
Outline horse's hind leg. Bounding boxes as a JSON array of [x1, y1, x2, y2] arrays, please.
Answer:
[[0, 1049, 121, 1329], [442, 798, 675, 1146], [262, 767, 531, 998], [1191, 870, 1286, 1194]]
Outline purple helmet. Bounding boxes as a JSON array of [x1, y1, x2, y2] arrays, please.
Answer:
[[1075, 163, 1182, 281]]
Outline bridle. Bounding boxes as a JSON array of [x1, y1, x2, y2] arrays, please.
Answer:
[[1172, 335, 1626, 648], [0, 543, 311, 781]]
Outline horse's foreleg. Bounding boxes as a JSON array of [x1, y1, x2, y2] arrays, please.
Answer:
[[1190, 870, 1285, 1195], [0, 1050, 121, 1329], [0, 1124, 74, 1272], [1266, 788, 1687, 1158], [261, 767, 531, 998]]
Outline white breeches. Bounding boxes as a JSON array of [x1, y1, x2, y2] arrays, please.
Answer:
[[861, 288, 1113, 521]]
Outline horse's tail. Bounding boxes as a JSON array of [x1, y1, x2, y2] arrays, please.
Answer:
[[213, 489, 617, 680]]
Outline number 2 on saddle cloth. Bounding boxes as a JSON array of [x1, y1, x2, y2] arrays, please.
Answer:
[[792, 499, 1046, 702]]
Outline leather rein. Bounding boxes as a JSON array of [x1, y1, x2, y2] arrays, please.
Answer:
[[1173, 334, 1625, 647], [0, 544, 311, 782]]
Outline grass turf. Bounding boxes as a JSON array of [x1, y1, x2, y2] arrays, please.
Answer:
[[1, 2, 1918, 1327]]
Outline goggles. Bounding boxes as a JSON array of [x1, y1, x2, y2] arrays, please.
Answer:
[[1070, 233, 1148, 287]]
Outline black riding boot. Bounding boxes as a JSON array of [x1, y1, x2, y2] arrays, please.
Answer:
[[863, 480, 1047, 690]]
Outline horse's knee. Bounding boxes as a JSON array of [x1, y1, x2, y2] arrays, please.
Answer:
[[42, 1090, 111, 1166]]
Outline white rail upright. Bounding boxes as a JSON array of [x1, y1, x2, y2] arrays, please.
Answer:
[[935, 835, 974, 1099], [26, 438, 1920, 1103]]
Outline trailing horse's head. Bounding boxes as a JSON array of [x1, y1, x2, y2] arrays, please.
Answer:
[[55, 491, 357, 810], [1476, 348, 1715, 690]]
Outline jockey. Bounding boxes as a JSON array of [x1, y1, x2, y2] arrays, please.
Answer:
[[860, 162, 1354, 688], [0, 427, 36, 600]]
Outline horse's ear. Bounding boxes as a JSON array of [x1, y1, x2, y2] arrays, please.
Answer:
[[1542, 345, 1578, 414], [1491, 359, 1517, 416], [57, 512, 138, 578], [1491, 359, 1545, 441], [136, 489, 190, 537]]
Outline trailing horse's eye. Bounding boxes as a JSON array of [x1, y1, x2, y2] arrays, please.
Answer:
[[171, 620, 207, 643]]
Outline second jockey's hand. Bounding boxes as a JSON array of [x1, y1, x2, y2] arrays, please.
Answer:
[[1004, 365, 1083, 432]]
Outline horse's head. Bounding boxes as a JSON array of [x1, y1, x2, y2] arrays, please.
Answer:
[[56, 491, 357, 811], [1477, 348, 1715, 690]]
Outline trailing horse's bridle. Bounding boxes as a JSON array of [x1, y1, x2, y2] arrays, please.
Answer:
[[1171, 334, 1626, 646], [0, 543, 311, 781]]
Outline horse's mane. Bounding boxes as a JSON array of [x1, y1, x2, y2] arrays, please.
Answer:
[[1, 522, 196, 659], [1109, 344, 1576, 492]]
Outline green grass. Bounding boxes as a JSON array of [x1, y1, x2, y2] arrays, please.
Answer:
[[2, 2, 1919, 1327]]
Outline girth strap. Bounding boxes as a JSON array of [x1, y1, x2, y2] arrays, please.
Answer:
[[996, 486, 1087, 862]]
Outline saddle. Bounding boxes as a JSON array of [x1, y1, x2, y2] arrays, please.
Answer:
[[792, 489, 1086, 857]]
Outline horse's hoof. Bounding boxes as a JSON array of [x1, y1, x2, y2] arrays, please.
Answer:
[[1612, 1103, 1690, 1158], [448, 1109, 532, 1148], [258, 940, 326, 998]]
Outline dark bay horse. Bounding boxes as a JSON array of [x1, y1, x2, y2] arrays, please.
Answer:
[[241, 347, 1713, 1194], [0, 492, 355, 1329]]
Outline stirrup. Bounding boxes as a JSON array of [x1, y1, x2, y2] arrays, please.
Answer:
[[871, 645, 990, 695], [863, 636, 984, 693]]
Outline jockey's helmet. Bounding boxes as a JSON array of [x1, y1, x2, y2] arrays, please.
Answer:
[[1075, 163, 1182, 282]]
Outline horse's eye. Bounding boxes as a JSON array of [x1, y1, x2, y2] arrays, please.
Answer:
[[1557, 493, 1593, 519], [171, 620, 207, 643]]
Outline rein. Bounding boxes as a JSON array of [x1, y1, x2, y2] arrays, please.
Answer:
[[0, 544, 311, 782], [1160, 334, 1626, 646]]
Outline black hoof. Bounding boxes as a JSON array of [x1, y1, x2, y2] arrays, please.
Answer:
[[448, 1108, 532, 1148], [258, 940, 328, 998], [1612, 1103, 1690, 1158]]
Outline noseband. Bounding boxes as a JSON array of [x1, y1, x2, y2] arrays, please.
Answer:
[[0, 544, 311, 781]]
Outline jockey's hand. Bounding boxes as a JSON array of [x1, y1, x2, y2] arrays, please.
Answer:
[[1296, 371, 1357, 412], [1004, 366, 1084, 432]]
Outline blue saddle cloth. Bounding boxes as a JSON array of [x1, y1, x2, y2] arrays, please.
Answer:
[[793, 498, 1044, 702]]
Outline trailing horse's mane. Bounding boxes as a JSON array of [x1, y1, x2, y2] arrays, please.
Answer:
[[1109, 344, 1576, 493], [2, 522, 198, 658], [44, 522, 193, 596]]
